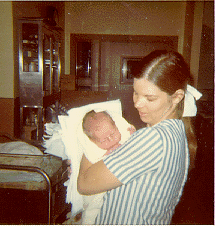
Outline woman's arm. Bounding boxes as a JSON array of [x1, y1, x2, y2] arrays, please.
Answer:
[[77, 154, 123, 195]]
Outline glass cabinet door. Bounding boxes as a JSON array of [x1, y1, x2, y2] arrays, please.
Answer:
[[43, 34, 61, 94], [19, 21, 43, 107], [52, 41, 60, 92], [22, 23, 39, 72], [43, 34, 52, 95], [18, 19, 62, 141]]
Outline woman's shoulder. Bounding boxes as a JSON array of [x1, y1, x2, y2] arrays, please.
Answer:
[[134, 124, 161, 140], [155, 118, 184, 128], [158, 119, 184, 128], [137, 119, 183, 131], [154, 119, 185, 135], [133, 119, 184, 140]]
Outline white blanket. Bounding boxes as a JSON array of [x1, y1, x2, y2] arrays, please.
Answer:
[[44, 99, 130, 216]]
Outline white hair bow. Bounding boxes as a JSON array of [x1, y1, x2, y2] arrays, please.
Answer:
[[183, 85, 202, 117]]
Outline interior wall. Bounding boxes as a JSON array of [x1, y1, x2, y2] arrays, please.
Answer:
[[0, 98, 15, 136], [197, 1, 214, 101], [12, 1, 65, 28], [0, 2, 14, 98], [65, 1, 187, 75], [189, 1, 204, 87], [0, 2, 14, 137], [100, 39, 178, 93], [65, 2, 185, 35], [182, 2, 195, 65], [65, 1, 206, 91]]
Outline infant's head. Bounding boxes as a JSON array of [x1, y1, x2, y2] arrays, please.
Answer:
[[82, 110, 121, 151]]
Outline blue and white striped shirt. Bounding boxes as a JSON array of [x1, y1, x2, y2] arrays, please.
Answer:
[[95, 119, 189, 225]]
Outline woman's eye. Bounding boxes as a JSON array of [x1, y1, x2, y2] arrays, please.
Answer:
[[147, 97, 157, 102]]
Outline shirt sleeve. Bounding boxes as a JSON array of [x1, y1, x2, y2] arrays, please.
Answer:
[[103, 127, 163, 184]]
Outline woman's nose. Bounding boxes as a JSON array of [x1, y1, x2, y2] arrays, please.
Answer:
[[134, 98, 145, 109]]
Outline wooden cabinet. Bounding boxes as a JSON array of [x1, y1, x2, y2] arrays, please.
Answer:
[[18, 18, 62, 140]]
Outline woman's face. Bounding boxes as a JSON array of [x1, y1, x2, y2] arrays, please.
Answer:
[[133, 78, 174, 127]]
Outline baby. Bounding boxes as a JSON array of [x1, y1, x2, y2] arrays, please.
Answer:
[[82, 110, 126, 155], [79, 110, 135, 224]]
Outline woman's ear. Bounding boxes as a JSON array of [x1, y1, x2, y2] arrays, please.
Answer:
[[172, 89, 185, 105]]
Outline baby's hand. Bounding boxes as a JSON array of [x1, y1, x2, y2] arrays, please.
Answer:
[[127, 125, 136, 135]]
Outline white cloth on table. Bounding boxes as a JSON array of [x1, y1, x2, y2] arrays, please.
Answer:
[[0, 141, 43, 155], [0, 141, 44, 183]]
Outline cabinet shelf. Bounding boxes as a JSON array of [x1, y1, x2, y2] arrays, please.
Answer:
[[18, 18, 62, 141], [23, 43, 38, 48], [24, 58, 38, 62]]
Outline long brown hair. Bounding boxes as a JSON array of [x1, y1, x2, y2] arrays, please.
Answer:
[[134, 50, 197, 170]]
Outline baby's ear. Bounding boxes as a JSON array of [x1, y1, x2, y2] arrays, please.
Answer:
[[172, 89, 185, 105]]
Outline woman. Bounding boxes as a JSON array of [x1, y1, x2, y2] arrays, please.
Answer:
[[77, 50, 201, 225]]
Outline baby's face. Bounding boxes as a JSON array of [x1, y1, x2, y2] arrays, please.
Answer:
[[91, 119, 121, 151]]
